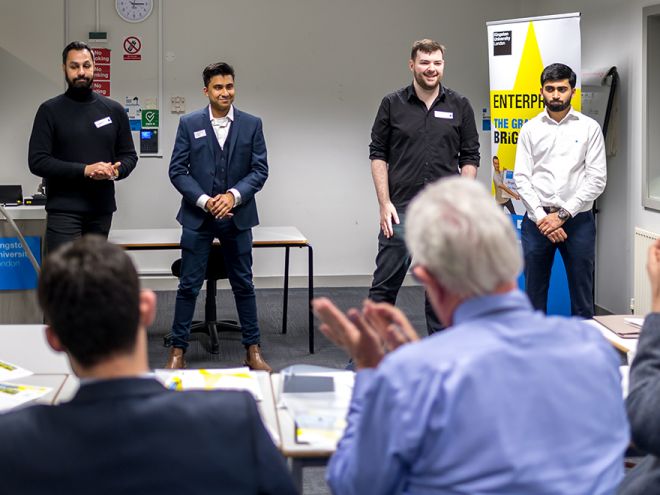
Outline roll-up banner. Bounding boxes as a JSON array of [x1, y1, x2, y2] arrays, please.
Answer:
[[487, 13, 581, 217], [487, 13, 581, 315]]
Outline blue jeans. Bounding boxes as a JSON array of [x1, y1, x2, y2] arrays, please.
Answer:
[[368, 213, 443, 335], [170, 220, 259, 349], [521, 211, 595, 318]]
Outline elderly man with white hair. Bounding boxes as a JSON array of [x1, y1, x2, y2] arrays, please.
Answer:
[[314, 177, 628, 495]]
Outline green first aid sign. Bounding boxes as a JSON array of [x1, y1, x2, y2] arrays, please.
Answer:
[[142, 109, 159, 128]]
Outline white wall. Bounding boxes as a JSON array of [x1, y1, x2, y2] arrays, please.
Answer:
[[4, 0, 652, 314], [0, 1, 64, 187], [0, 0, 520, 287]]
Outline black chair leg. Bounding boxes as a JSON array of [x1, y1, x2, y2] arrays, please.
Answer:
[[208, 322, 220, 354]]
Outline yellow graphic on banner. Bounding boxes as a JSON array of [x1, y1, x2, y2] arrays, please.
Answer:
[[490, 22, 581, 190]]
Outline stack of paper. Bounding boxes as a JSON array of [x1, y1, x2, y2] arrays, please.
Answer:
[[0, 359, 52, 412], [154, 367, 263, 401]]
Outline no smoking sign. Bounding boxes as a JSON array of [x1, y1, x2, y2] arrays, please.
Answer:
[[123, 36, 142, 61]]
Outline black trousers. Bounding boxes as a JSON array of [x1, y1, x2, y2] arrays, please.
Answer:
[[368, 212, 444, 335], [45, 211, 113, 253]]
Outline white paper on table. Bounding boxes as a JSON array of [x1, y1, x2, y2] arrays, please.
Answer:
[[0, 382, 51, 412], [278, 369, 355, 448], [154, 367, 263, 401], [0, 359, 33, 382]]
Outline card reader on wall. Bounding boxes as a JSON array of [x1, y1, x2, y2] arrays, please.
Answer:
[[140, 129, 159, 154]]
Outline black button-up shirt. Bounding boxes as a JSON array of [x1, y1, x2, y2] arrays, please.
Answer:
[[369, 84, 480, 209]]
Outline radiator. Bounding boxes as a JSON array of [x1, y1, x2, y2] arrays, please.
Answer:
[[633, 227, 659, 315]]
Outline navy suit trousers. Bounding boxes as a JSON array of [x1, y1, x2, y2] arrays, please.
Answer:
[[170, 219, 259, 349], [521, 211, 595, 318]]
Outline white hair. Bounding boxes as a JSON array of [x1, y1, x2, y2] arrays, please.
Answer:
[[405, 176, 522, 298]]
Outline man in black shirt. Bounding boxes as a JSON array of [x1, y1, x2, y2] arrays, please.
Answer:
[[368, 39, 480, 334], [28, 41, 137, 252]]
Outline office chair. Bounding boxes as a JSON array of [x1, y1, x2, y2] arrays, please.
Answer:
[[164, 245, 241, 354]]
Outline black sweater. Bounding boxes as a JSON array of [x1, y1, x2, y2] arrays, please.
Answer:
[[28, 88, 138, 213]]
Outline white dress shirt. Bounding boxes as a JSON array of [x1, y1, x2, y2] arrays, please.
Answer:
[[196, 105, 242, 211], [513, 107, 606, 222]]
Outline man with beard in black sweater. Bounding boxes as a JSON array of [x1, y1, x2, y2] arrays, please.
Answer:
[[28, 41, 137, 252]]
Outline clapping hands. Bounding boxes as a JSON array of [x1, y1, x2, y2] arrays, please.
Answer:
[[312, 298, 419, 370]]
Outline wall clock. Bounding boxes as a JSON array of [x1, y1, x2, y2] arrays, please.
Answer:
[[115, 0, 154, 23]]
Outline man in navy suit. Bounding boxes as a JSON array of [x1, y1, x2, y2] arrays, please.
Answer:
[[0, 236, 297, 495], [167, 62, 270, 371]]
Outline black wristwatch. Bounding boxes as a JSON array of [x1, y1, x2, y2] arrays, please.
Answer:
[[557, 208, 571, 221]]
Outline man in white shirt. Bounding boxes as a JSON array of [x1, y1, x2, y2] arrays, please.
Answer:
[[514, 63, 606, 318]]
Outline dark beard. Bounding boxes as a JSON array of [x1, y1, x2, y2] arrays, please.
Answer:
[[544, 97, 571, 113], [65, 76, 93, 100], [414, 72, 439, 91]]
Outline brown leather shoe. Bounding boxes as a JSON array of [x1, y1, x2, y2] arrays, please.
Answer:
[[244, 344, 272, 372], [164, 347, 186, 369]]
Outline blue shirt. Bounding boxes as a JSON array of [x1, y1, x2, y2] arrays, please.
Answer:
[[326, 290, 629, 495]]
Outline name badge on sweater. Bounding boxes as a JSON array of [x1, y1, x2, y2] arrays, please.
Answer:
[[434, 111, 453, 119], [194, 130, 207, 139], [94, 117, 112, 128]]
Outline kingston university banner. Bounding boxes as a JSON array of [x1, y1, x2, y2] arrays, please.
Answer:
[[487, 12, 581, 216], [487, 13, 581, 315]]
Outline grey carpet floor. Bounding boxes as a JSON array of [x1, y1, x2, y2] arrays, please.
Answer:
[[147, 286, 428, 371], [147, 285, 428, 495]]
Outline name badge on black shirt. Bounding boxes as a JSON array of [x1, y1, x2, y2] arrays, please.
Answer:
[[434, 111, 453, 119], [94, 117, 112, 128]]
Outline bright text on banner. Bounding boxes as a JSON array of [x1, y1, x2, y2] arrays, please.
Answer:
[[0, 236, 41, 290], [489, 21, 582, 193]]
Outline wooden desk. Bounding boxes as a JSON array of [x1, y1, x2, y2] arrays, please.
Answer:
[[109, 227, 316, 353]]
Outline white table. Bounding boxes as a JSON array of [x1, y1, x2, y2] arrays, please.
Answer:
[[0, 325, 280, 430], [0, 325, 71, 374], [1, 205, 47, 220], [109, 227, 316, 353], [0, 324, 76, 405], [19, 374, 72, 405]]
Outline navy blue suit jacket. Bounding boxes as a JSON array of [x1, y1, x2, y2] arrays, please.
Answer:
[[0, 378, 296, 495], [169, 106, 268, 231]]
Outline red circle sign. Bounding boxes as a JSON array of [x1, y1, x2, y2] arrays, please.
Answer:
[[123, 36, 141, 54]]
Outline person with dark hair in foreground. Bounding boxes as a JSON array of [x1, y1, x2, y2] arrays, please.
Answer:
[[28, 41, 137, 253], [0, 236, 296, 495], [618, 239, 660, 494], [315, 178, 628, 495]]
